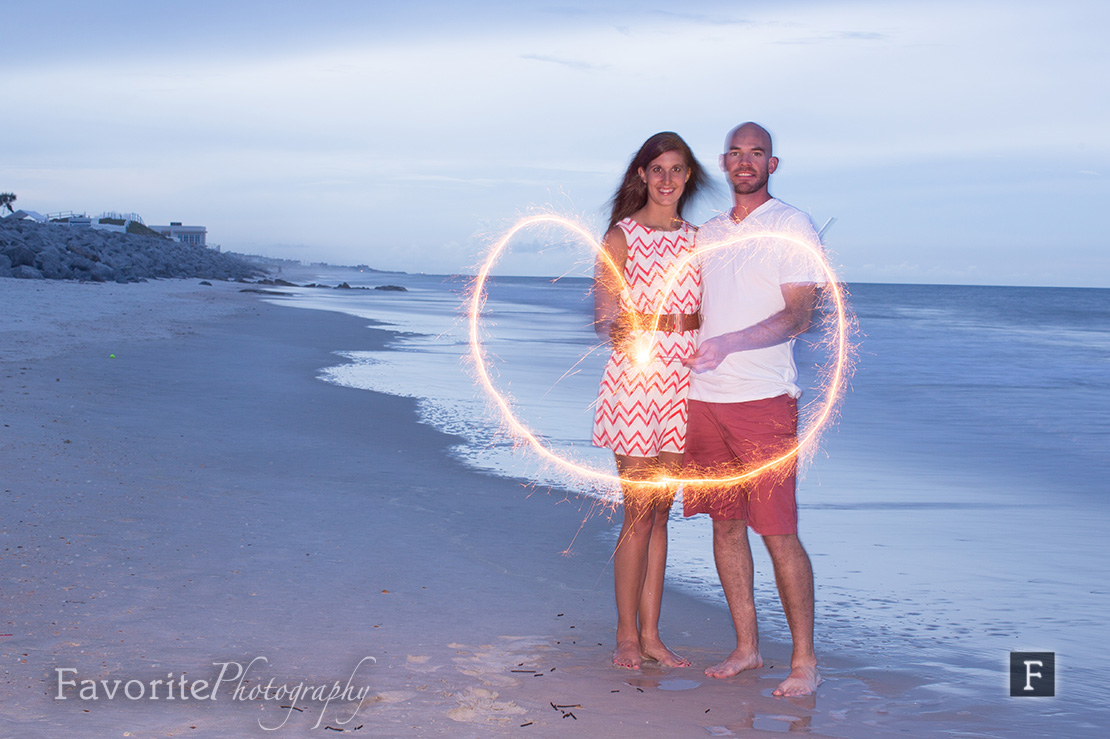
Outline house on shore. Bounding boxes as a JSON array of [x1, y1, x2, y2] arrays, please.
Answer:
[[40, 211, 159, 236], [4, 209, 48, 222], [151, 221, 208, 247], [9, 209, 218, 249]]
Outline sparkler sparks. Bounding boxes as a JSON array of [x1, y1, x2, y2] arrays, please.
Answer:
[[467, 213, 855, 492]]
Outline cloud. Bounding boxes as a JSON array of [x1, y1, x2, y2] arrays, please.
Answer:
[[837, 30, 886, 40], [773, 29, 889, 45], [649, 9, 756, 26], [519, 54, 607, 71]]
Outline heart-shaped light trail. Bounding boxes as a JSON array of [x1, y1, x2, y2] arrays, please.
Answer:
[[467, 213, 854, 489]]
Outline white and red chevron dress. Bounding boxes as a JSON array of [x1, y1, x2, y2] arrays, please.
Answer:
[[592, 218, 700, 457]]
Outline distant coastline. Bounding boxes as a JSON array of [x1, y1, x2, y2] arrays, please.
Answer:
[[0, 213, 415, 285], [1, 213, 257, 282]]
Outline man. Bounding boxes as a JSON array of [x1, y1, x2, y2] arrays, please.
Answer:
[[682, 122, 824, 697]]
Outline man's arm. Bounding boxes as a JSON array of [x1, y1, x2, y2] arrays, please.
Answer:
[[683, 282, 818, 373]]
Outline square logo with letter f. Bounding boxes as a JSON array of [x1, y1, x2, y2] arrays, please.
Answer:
[[1010, 652, 1055, 697]]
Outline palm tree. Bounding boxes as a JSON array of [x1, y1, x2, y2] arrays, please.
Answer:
[[0, 192, 15, 214]]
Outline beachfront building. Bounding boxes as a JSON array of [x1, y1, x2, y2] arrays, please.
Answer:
[[43, 211, 149, 234], [4, 209, 48, 222], [151, 222, 208, 246]]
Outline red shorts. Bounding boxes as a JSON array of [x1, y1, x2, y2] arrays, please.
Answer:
[[682, 395, 799, 535]]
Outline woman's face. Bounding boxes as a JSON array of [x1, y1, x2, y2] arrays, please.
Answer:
[[638, 150, 689, 209]]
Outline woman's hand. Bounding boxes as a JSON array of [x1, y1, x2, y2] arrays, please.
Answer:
[[607, 313, 635, 353]]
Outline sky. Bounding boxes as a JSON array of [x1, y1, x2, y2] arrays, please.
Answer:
[[2, 0, 1108, 286]]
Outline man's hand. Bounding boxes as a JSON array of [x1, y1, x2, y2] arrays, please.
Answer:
[[682, 336, 729, 373], [684, 283, 817, 373]]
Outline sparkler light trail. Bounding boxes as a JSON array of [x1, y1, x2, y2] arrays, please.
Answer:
[[467, 213, 855, 490]]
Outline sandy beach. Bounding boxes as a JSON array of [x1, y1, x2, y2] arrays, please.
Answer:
[[1, 276, 1094, 738]]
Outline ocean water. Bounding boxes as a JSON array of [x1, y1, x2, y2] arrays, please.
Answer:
[[271, 271, 1110, 733]]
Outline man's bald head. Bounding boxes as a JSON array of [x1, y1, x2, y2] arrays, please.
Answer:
[[724, 122, 773, 156]]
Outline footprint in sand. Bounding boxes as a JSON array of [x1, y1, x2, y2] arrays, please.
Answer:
[[450, 637, 550, 688], [446, 687, 526, 725], [405, 654, 443, 674]]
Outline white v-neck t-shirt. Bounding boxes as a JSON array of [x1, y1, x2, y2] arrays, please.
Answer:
[[689, 198, 826, 404]]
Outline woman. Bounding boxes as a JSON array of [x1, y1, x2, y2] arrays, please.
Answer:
[[592, 132, 709, 669]]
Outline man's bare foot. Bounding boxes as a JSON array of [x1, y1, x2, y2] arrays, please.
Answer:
[[705, 648, 763, 679], [612, 639, 642, 669], [639, 637, 691, 668], [772, 664, 821, 696]]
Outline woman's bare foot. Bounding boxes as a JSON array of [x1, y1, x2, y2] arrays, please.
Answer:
[[612, 639, 642, 669], [705, 648, 763, 679], [639, 637, 691, 668], [772, 664, 821, 696]]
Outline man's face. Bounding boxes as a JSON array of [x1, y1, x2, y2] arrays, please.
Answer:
[[720, 127, 778, 196]]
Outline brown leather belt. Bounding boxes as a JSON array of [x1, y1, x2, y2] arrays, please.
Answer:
[[631, 312, 701, 333]]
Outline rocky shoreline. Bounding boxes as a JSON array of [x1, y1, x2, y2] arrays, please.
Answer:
[[0, 215, 259, 282], [238, 277, 408, 295]]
